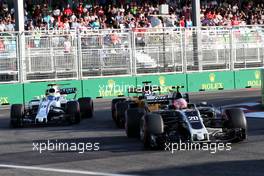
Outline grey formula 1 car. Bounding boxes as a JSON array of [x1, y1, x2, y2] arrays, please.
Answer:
[[10, 84, 94, 128], [123, 88, 247, 149], [138, 103, 247, 149]]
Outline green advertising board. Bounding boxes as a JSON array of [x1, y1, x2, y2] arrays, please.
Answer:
[[0, 83, 23, 104], [234, 69, 261, 89], [1, 69, 263, 105], [23, 80, 82, 103], [187, 71, 235, 92], [82, 76, 137, 98], [136, 74, 187, 93]]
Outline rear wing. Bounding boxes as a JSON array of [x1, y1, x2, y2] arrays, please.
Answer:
[[60, 88, 77, 95]]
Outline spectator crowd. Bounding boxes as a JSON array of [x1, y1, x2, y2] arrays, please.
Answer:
[[0, 0, 264, 32]]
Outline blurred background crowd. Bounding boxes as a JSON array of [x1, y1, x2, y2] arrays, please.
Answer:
[[0, 0, 263, 31]]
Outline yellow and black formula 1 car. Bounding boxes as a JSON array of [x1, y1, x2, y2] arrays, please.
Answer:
[[111, 81, 189, 137]]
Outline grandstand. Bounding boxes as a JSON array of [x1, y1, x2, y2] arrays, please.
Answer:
[[0, 0, 264, 31], [0, 0, 263, 83]]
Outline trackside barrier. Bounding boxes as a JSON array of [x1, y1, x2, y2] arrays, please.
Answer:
[[82, 76, 136, 98], [136, 74, 187, 93], [0, 84, 23, 104], [1, 69, 264, 104], [186, 71, 235, 92], [234, 69, 262, 89]]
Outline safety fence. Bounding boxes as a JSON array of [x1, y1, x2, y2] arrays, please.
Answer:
[[0, 25, 264, 83]]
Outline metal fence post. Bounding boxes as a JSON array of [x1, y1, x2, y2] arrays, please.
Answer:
[[128, 30, 133, 76], [229, 28, 235, 70], [77, 30, 82, 80], [193, 27, 203, 71], [131, 30, 137, 76], [18, 32, 26, 83], [181, 28, 187, 73]]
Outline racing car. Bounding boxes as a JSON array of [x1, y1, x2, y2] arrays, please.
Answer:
[[111, 81, 162, 128], [111, 81, 189, 133], [10, 84, 94, 128], [124, 89, 247, 149]]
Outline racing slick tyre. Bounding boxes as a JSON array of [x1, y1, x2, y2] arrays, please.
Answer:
[[111, 98, 126, 123], [125, 108, 145, 138], [115, 101, 128, 128], [140, 113, 164, 149], [224, 108, 247, 141], [66, 101, 81, 124], [78, 97, 94, 118], [10, 104, 24, 128]]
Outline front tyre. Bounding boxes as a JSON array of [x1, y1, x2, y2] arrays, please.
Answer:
[[66, 101, 81, 124], [125, 108, 145, 138], [78, 97, 94, 118], [224, 108, 247, 141], [140, 113, 164, 149], [10, 104, 24, 128]]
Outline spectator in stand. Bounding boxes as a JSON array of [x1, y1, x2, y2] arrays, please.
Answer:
[[186, 17, 193, 27], [43, 11, 54, 29], [91, 18, 100, 29], [5, 18, 14, 31], [76, 2, 83, 18], [0, 37, 5, 52], [71, 17, 79, 30], [110, 30, 119, 43], [0, 18, 5, 31], [179, 16, 185, 27], [2, 0, 264, 33], [63, 18, 70, 30], [232, 16, 240, 26], [64, 4, 73, 17]]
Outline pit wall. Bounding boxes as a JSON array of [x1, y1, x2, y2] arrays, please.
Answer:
[[0, 69, 261, 104]]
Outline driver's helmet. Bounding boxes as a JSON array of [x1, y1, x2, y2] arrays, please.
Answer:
[[173, 98, 188, 109], [46, 88, 58, 96]]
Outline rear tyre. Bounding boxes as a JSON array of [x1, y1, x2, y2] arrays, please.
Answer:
[[125, 108, 145, 138], [10, 104, 24, 128], [111, 98, 126, 122], [140, 113, 164, 149], [115, 101, 128, 128], [224, 108, 247, 141], [78, 97, 94, 118], [66, 101, 81, 124]]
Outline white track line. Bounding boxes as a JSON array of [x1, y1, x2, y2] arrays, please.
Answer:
[[0, 164, 134, 176]]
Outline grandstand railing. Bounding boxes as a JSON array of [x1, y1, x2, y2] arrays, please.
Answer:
[[0, 25, 264, 83]]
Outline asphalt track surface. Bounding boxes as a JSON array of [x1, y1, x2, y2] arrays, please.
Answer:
[[0, 89, 263, 176]]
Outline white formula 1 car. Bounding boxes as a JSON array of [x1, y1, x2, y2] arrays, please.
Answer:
[[10, 84, 94, 128]]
